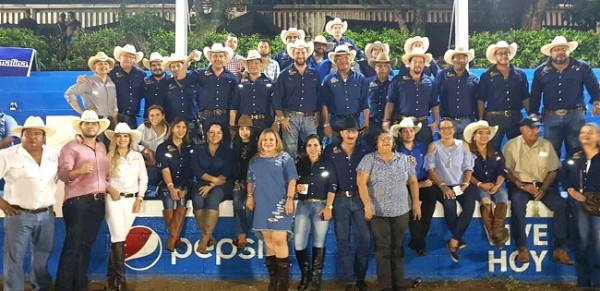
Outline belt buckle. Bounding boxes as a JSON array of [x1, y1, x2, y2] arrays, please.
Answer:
[[93, 193, 103, 200], [555, 109, 568, 116], [344, 191, 353, 198], [504, 110, 511, 117]]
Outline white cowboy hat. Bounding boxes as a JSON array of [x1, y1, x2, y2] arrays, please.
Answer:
[[404, 36, 430, 53], [325, 17, 348, 35], [390, 117, 422, 137], [328, 44, 356, 65], [463, 120, 499, 143], [12, 116, 55, 137], [240, 50, 270, 69], [364, 41, 390, 59], [312, 35, 335, 51], [105, 122, 142, 145], [485, 41, 518, 64], [286, 40, 315, 59], [163, 53, 187, 70], [71, 110, 111, 136], [280, 28, 306, 44], [540, 35, 578, 56], [87, 52, 115, 71], [203, 43, 234, 62], [401, 47, 433, 66], [444, 47, 475, 64], [367, 52, 397, 68], [142, 52, 165, 70], [113, 44, 144, 63]]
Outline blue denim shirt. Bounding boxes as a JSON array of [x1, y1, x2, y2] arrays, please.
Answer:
[[396, 142, 428, 181], [387, 73, 438, 117], [232, 74, 274, 115], [479, 65, 530, 111], [160, 78, 199, 123], [191, 143, 233, 183], [143, 75, 171, 117], [561, 151, 600, 191], [274, 49, 293, 72], [156, 140, 195, 187], [322, 70, 369, 116], [366, 75, 392, 120], [323, 142, 372, 192], [180, 66, 238, 111], [436, 68, 479, 118], [295, 158, 337, 200], [530, 58, 600, 114], [273, 65, 322, 113], [109, 65, 146, 115], [307, 55, 327, 71], [472, 151, 507, 183]]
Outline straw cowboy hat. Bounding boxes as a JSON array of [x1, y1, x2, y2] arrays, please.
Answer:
[[286, 40, 315, 59], [240, 50, 270, 69], [280, 28, 306, 44], [485, 41, 518, 64], [540, 35, 578, 56], [87, 52, 115, 71], [163, 53, 187, 70], [113, 44, 144, 63], [325, 17, 348, 35], [390, 117, 422, 137], [142, 52, 165, 70], [367, 52, 397, 68], [404, 36, 430, 53], [463, 120, 498, 143], [401, 47, 433, 66], [364, 41, 390, 59], [105, 122, 142, 145], [312, 35, 335, 51], [444, 46, 475, 64], [12, 116, 55, 137], [231, 115, 259, 131], [71, 110, 110, 136], [203, 43, 234, 62], [328, 44, 356, 65]]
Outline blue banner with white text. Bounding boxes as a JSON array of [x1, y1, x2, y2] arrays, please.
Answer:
[[0, 47, 35, 77]]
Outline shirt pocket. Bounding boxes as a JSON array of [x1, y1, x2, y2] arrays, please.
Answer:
[[9, 163, 37, 179]]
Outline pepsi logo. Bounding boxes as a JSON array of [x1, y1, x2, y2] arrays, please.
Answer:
[[124, 225, 162, 271]]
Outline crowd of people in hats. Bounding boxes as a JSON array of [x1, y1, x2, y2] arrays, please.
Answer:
[[1, 15, 600, 291]]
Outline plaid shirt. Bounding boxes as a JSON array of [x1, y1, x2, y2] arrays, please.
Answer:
[[225, 54, 244, 78]]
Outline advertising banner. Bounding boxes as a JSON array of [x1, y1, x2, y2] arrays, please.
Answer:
[[0, 47, 35, 77]]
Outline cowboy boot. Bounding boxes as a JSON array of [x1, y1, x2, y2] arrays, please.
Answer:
[[492, 203, 509, 248], [295, 249, 310, 290], [162, 209, 175, 251], [310, 247, 325, 291], [112, 242, 127, 291], [194, 210, 206, 253], [205, 210, 219, 249], [104, 243, 117, 291], [276, 257, 291, 291], [166, 207, 187, 252], [266, 256, 278, 291], [480, 203, 494, 243]]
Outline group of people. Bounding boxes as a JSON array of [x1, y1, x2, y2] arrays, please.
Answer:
[[1, 15, 599, 291]]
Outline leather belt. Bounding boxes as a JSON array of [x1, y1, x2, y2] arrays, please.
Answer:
[[303, 198, 325, 203], [486, 110, 521, 117], [244, 114, 265, 120], [546, 107, 584, 116], [120, 193, 136, 198], [69, 193, 105, 201], [10, 204, 53, 214], [522, 182, 543, 188], [285, 110, 315, 117], [336, 190, 356, 197], [201, 109, 227, 117]]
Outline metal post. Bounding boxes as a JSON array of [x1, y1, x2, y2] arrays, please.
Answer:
[[175, 0, 188, 56], [454, 0, 469, 50]]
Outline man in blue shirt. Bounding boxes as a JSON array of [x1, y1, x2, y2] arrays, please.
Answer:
[[479, 41, 530, 151], [274, 28, 305, 71], [398, 36, 440, 79], [436, 47, 479, 139], [325, 17, 364, 60], [307, 35, 333, 71], [322, 117, 372, 291], [322, 44, 369, 145], [162, 54, 200, 141], [364, 52, 395, 148], [530, 36, 600, 157], [384, 47, 438, 145], [110, 44, 146, 129], [358, 41, 389, 78], [142, 52, 169, 118]]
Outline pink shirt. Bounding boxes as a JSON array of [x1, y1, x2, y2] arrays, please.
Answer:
[[58, 135, 109, 200]]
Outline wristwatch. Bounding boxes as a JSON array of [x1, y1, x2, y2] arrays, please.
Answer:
[[325, 204, 333, 209]]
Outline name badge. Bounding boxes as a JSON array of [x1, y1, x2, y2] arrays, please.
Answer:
[[539, 151, 549, 157]]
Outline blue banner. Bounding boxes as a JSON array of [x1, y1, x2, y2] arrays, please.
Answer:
[[0, 47, 35, 77]]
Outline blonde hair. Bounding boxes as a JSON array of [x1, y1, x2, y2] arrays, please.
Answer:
[[107, 133, 135, 176], [257, 128, 284, 155]]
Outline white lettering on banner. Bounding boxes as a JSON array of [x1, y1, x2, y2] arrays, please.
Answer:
[[172, 238, 264, 265], [0, 59, 29, 68], [501, 223, 547, 246], [488, 224, 548, 273]]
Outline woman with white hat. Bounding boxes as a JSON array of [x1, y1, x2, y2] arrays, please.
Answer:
[[103, 123, 148, 290]]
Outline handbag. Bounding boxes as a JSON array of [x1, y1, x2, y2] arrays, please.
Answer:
[[579, 169, 600, 216]]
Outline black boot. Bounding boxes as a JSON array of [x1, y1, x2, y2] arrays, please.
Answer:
[[276, 257, 291, 291], [310, 248, 324, 290], [105, 244, 117, 291], [112, 242, 127, 291], [265, 256, 278, 291], [295, 249, 310, 290]]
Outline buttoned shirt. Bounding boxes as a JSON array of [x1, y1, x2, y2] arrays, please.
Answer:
[[387, 73, 438, 117], [425, 140, 474, 186], [136, 124, 168, 153], [180, 66, 238, 111], [156, 140, 195, 188], [0, 144, 58, 209], [356, 151, 415, 217], [58, 136, 109, 200], [503, 135, 560, 183], [191, 144, 234, 183], [64, 74, 118, 117], [435, 68, 479, 118], [109, 65, 146, 116], [225, 54, 244, 79], [322, 70, 369, 116], [273, 65, 322, 113], [274, 49, 293, 71], [530, 58, 600, 113], [396, 142, 428, 181], [295, 158, 337, 201], [357, 60, 375, 78], [562, 151, 600, 192], [262, 59, 280, 81], [366, 75, 392, 120], [308, 55, 328, 71], [109, 151, 148, 197], [232, 74, 274, 115], [479, 65, 530, 111], [143, 74, 170, 117], [323, 142, 372, 192], [327, 36, 364, 60], [472, 151, 507, 183], [160, 78, 199, 122]]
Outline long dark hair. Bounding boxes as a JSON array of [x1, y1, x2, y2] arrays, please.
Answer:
[[166, 117, 191, 146], [468, 128, 496, 159], [295, 134, 322, 183]]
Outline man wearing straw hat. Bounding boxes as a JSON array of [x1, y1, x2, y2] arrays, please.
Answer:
[[55, 110, 111, 290], [308, 35, 334, 70], [110, 44, 146, 129], [530, 35, 600, 157], [358, 41, 390, 78], [399, 36, 440, 78], [384, 47, 438, 145], [0, 116, 57, 291], [274, 28, 306, 70], [479, 41, 530, 151], [142, 52, 169, 118], [325, 17, 364, 60], [364, 51, 396, 147]]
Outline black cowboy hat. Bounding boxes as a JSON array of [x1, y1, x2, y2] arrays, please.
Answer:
[[333, 116, 365, 132]]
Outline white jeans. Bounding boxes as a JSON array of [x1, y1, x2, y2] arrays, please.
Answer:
[[105, 197, 137, 242]]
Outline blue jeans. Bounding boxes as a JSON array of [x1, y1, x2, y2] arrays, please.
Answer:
[[509, 185, 567, 248], [159, 184, 192, 209], [232, 187, 254, 236], [191, 184, 225, 210], [282, 114, 317, 159], [543, 109, 585, 157], [485, 111, 522, 151], [3, 209, 54, 291], [477, 186, 509, 203], [569, 198, 600, 288], [438, 184, 478, 241], [333, 194, 371, 284], [449, 117, 473, 140], [55, 197, 106, 291], [294, 200, 330, 249]]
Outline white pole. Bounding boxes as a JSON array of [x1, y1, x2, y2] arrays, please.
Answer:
[[454, 0, 469, 50], [175, 0, 188, 56]]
